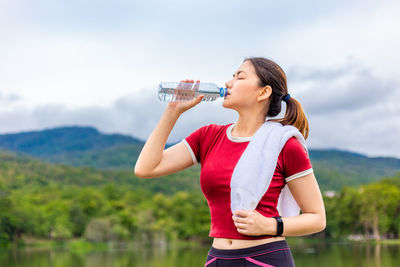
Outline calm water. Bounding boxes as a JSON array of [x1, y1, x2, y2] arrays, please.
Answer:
[[1, 240, 399, 267]]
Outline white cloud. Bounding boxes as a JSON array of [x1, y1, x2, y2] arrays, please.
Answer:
[[0, 0, 399, 158], [267, 0, 400, 78]]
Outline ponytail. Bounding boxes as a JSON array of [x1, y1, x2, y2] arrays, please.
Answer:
[[244, 57, 310, 140], [268, 96, 309, 140]]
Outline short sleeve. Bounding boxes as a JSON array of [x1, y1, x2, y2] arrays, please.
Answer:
[[282, 137, 313, 183], [181, 126, 205, 165]]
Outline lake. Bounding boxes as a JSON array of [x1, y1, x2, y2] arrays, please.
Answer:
[[1, 239, 399, 267]]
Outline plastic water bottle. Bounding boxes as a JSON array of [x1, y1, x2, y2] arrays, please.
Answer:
[[158, 81, 228, 102]]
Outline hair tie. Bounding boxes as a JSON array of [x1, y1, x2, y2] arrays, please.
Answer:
[[283, 94, 291, 102]]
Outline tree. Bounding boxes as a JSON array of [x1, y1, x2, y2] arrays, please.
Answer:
[[359, 182, 400, 240]]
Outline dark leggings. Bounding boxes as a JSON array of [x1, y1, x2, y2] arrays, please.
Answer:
[[204, 240, 295, 267]]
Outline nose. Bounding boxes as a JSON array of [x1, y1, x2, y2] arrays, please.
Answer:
[[225, 80, 232, 89]]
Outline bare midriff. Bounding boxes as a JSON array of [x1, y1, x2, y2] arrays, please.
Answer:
[[212, 236, 285, 249]]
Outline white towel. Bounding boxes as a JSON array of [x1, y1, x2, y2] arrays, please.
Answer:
[[230, 121, 309, 218]]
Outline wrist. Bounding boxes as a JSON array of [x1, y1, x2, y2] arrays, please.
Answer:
[[273, 216, 284, 236], [165, 106, 182, 118], [265, 217, 278, 236]]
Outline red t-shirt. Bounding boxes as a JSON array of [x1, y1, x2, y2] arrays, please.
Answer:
[[182, 123, 313, 240]]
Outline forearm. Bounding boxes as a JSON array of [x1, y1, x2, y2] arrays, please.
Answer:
[[134, 107, 181, 175], [278, 213, 326, 236]]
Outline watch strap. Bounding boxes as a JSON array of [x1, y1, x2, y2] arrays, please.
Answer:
[[273, 216, 284, 236]]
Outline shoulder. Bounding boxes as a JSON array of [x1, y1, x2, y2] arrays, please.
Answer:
[[280, 136, 312, 169], [187, 123, 232, 140], [282, 137, 307, 155], [279, 137, 313, 180], [279, 136, 310, 165]]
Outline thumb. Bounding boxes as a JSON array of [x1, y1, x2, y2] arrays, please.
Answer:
[[180, 95, 204, 112], [193, 94, 204, 104]]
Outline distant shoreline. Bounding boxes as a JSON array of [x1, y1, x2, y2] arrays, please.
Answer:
[[3, 236, 400, 252]]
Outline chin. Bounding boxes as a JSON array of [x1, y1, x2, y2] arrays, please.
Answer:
[[222, 99, 230, 108], [222, 101, 235, 111]]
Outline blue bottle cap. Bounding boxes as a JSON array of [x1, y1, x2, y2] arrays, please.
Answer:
[[220, 88, 228, 97]]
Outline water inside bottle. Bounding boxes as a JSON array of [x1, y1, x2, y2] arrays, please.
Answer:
[[158, 87, 220, 102]]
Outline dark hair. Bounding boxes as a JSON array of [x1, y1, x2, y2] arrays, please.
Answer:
[[244, 57, 309, 139]]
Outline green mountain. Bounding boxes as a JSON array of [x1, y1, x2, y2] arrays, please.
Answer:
[[0, 126, 146, 170], [0, 126, 141, 155], [309, 149, 400, 189], [0, 151, 202, 196], [0, 126, 399, 190]]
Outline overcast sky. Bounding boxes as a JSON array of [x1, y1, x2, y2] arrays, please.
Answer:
[[0, 0, 399, 158]]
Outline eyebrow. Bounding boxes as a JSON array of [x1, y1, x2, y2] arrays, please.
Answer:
[[233, 70, 246, 77]]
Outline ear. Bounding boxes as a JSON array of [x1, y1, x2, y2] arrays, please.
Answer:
[[257, 85, 272, 101]]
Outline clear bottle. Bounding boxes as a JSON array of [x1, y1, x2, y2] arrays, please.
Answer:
[[158, 81, 228, 102]]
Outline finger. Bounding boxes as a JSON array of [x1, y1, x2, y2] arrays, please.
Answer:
[[232, 215, 246, 223], [234, 219, 247, 227], [234, 222, 247, 229], [187, 80, 194, 90], [179, 80, 188, 90], [234, 210, 249, 218], [236, 227, 248, 235], [177, 80, 184, 90], [185, 81, 192, 90], [192, 80, 200, 91]]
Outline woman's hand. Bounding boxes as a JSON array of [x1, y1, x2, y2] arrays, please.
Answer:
[[167, 79, 204, 115], [232, 210, 276, 236]]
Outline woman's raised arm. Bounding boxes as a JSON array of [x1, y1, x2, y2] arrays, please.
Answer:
[[134, 79, 204, 178]]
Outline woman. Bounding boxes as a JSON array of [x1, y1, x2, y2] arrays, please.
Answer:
[[135, 57, 326, 267]]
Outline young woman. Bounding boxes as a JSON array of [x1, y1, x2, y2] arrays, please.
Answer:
[[135, 57, 326, 267]]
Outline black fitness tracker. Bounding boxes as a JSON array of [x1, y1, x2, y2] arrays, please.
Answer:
[[273, 216, 284, 236]]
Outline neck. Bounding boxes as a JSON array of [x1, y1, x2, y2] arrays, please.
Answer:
[[232, 112, 266, 137]]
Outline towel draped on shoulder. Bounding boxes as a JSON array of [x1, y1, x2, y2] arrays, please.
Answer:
[[230, 121, 309, 218]]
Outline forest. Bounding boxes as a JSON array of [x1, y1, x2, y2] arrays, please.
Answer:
[[1, 151, 400, 247]]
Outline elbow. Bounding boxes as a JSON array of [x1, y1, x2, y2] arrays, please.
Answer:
[[318, 215, 326, 232], [318, 222, 326, 233], [134, 165, 151, 179], [308, 212, 326, 233]]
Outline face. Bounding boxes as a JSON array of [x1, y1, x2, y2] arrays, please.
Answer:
[[223, 60, 269, 110]]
